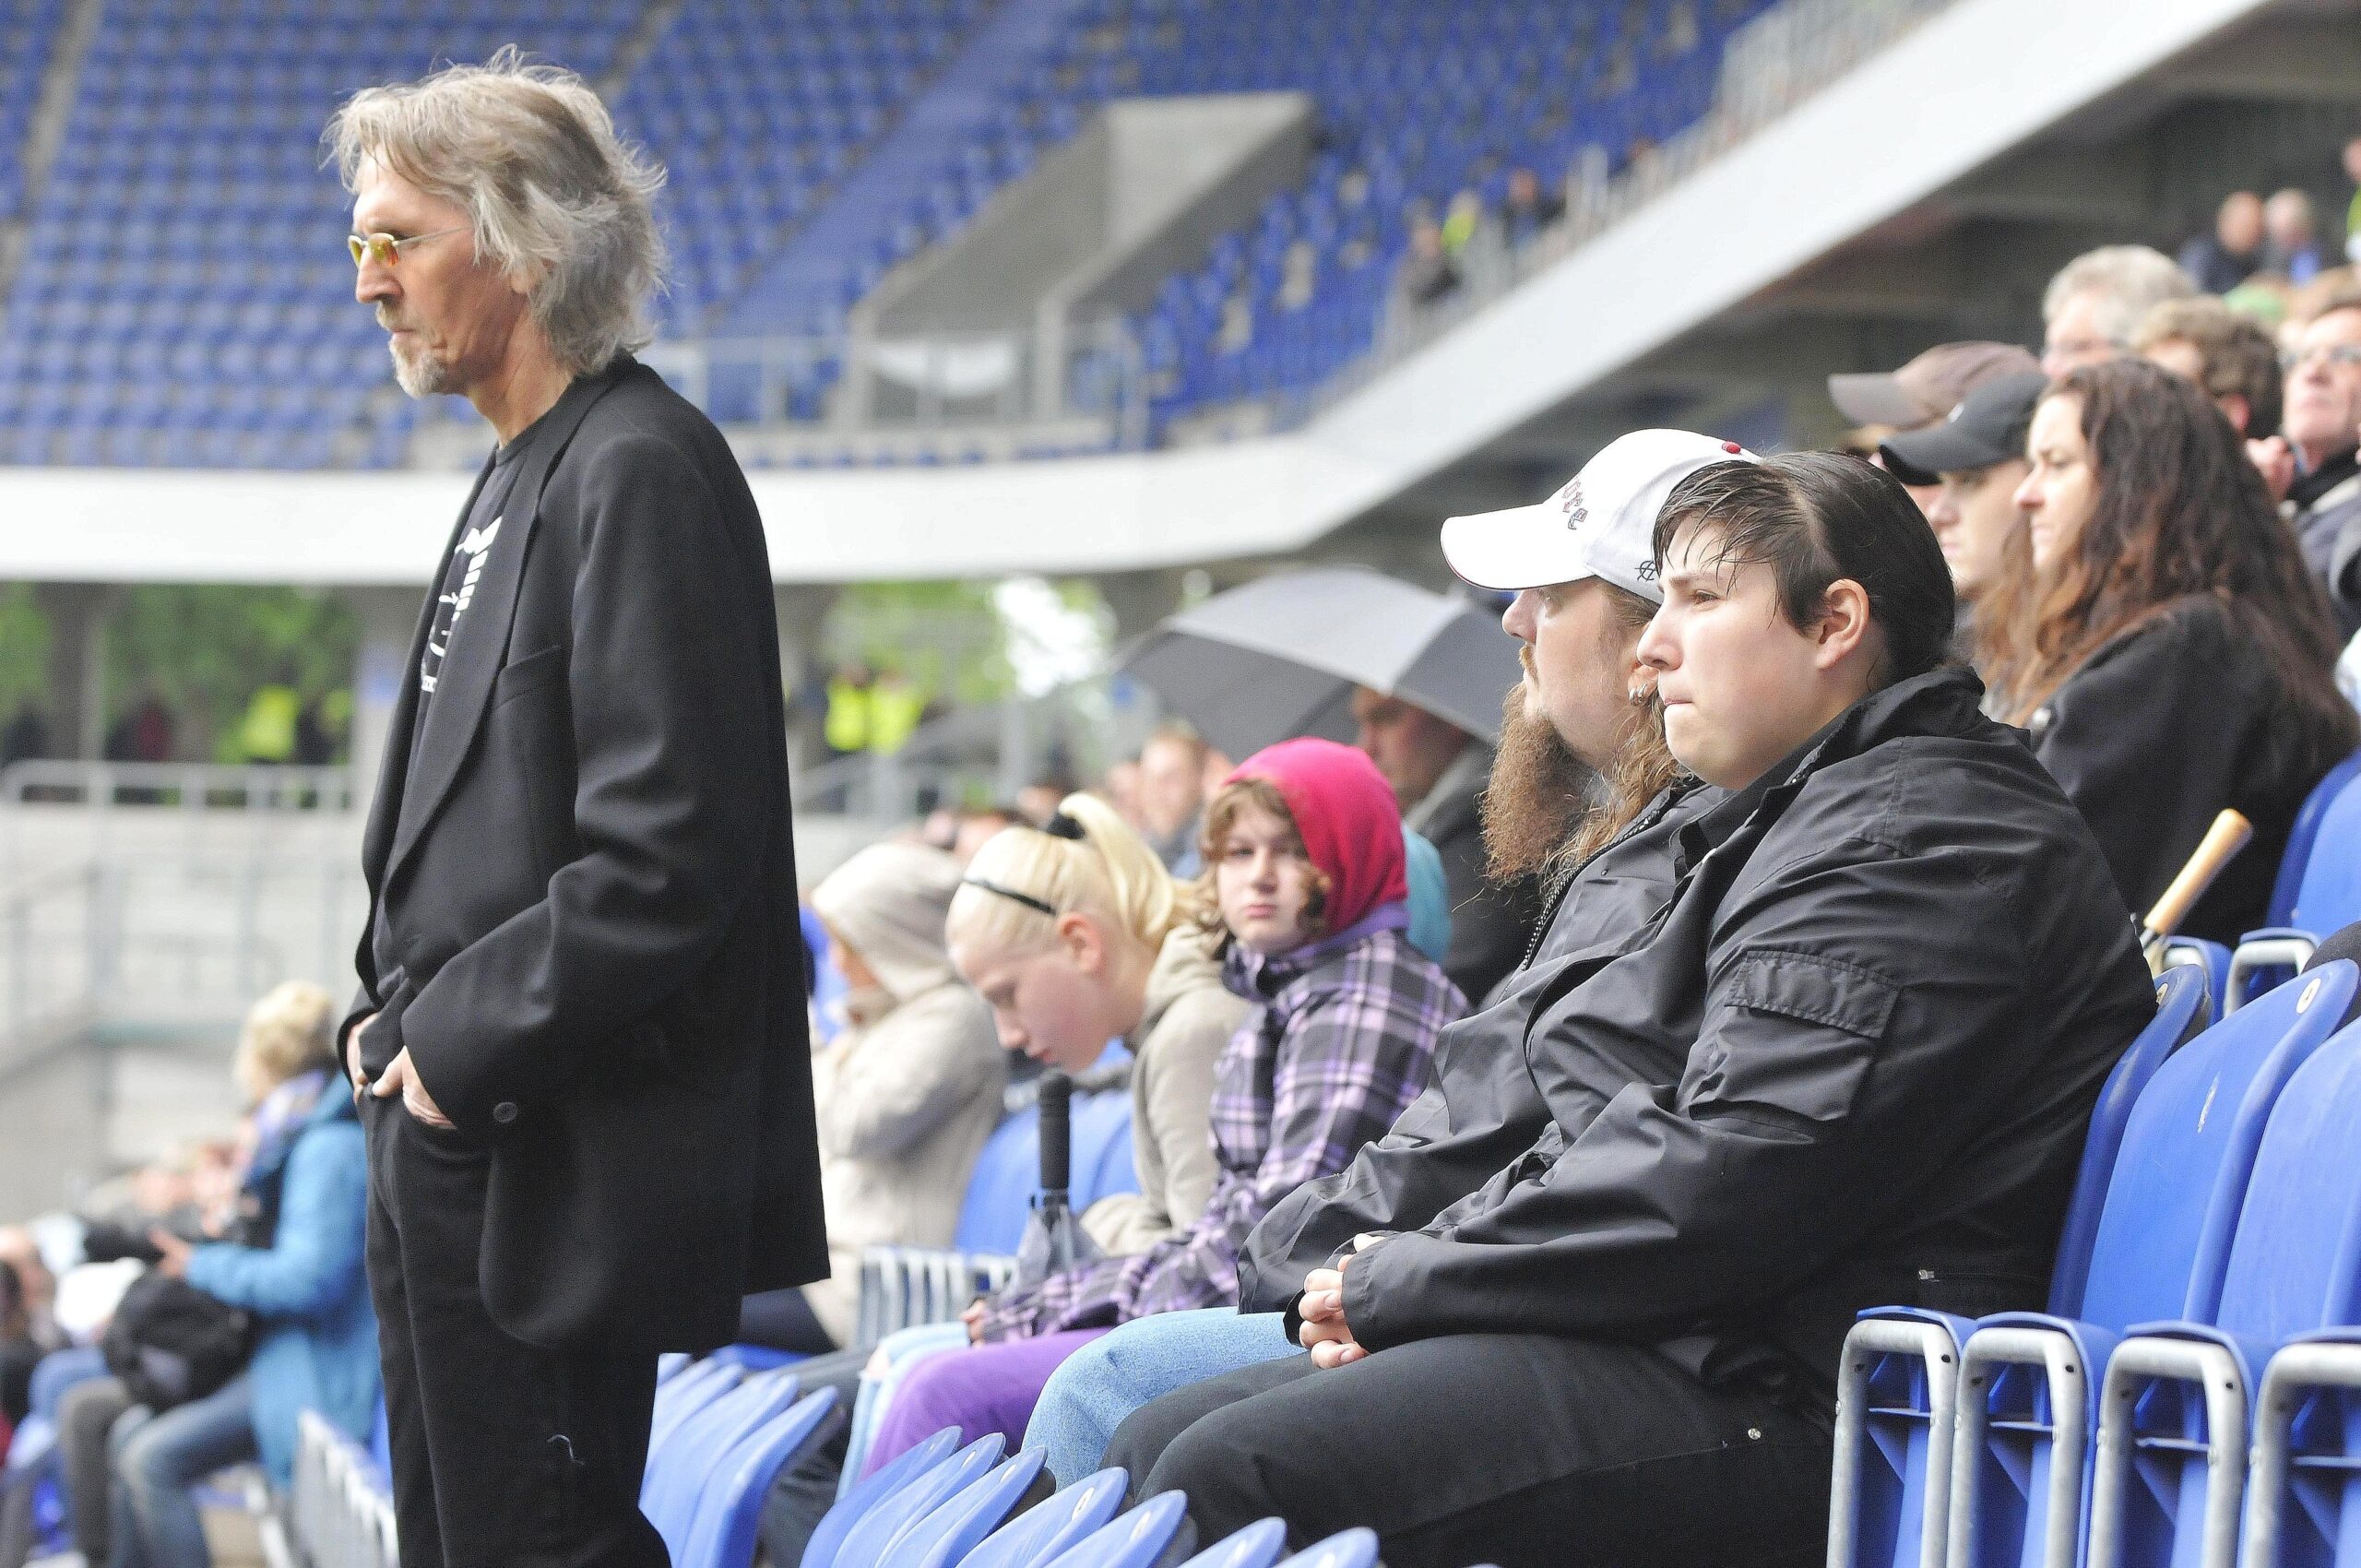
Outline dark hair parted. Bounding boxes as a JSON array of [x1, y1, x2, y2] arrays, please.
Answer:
[[1652, 452, 1958, 685], [1980, 360, 2356, 772]]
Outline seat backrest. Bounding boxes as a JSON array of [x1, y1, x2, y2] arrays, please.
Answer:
[[895, 1448, 1046, 1568], [1038, 1491, 1193, 1568], [646, 1372, 801, 1555], [959, 1467, 1130, 1568], [831, 1433, 1006, 1568], [2210, 1009, 2361, 1342], [677, 1386, 838, 1568], [954, 1108, 1040, 1255], [2075, 961, 2357, 1331], [2284, 755, 2361, 935], [801, 1427, 961, 1568], [1273, 1527, 1380, 1568], [2271, 750, 2361, 928], [1071, 1087, 1142, 1209], [2047, 967, 2210, 1316], [1176, 1518, 1290, 1568]]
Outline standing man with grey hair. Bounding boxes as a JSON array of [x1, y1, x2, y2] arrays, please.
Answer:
[[2040, 244, 2197, 376], [328, 53, 825, 1568]]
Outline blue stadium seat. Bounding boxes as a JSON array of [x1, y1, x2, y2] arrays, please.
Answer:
[[1941, 962, 2358, 1568], [832, 1432, 1008, 1567], [1175, 1518, 1290, 1568], [2079, 1003, 2361, 1568], [2229, 753, 2361, 1008], [647, 1360, 746, 1454], [676, 1386, 840, 1568], [1037, 1490, 1194, 1568], [958, 1466, 1130, 1568], [802, 1427, 964, 1568], [881, 1446, 1046, 1568], [1271, 1528, 1379, 1568], [1825, 965, 2211, 1568], [641, 1368, 803, 1556]]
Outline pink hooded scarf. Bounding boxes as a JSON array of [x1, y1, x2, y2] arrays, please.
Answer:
[[1223, 736, 1408, 935]]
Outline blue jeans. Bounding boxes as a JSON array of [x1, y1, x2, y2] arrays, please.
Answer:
[[107, 1373, 256, 1568], [1025, 1309, 1296, 1484]]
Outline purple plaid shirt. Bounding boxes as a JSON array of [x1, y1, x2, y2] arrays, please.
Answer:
[[975, 905, 1464, 1340]]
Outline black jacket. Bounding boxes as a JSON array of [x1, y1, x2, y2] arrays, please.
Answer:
[[2024, 596, 2341, 944], [1243, 670, 2154, 1399], [2290, 456, 2361, 641], [1241, 778, 1722, 1286], [349, 356, 827, 1354], [1403, 744, 1547, 1005]]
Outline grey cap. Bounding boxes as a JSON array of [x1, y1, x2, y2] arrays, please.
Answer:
[[1830, 341, 2043, 430]]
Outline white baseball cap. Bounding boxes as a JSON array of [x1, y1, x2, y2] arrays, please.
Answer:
[[1441, 429, 1762, 603]]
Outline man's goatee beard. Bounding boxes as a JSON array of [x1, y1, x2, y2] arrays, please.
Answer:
[[390, 340, 454, 398], [1479, 686, 1602, 885]]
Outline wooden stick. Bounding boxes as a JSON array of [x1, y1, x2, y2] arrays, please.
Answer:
[[2142, 810, 2253, 946]]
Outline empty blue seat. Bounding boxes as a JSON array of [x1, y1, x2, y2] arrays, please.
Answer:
[[1271, 1528, 1378, 1568], [1176, 1518, 1290, 1568], [958, 1467, 1129, 1568], [831, 1432, 1006, 1567], [881, 1447, 1045, 1568], [676, 1385, 839, 1568], [1826, 965, 2210, 1568], [1943, 961, 2358, 1568], [641, 1369, 802, 1556], [2086, 1001, 2361, 1568], [2230, 753, 2361, 1007], [1038, 1490, 1194, 1568], [801, 1426, 961, 1568]]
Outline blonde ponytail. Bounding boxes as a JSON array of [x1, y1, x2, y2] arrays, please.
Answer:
[[945, 791, 1183, 959]]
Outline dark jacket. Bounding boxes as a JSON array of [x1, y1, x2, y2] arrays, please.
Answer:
[[348, 355, 827, 1354], [2290, 453, 2361, 641], [1243, 670, 2154, 1401], [1403, 743, 1547, 1005], [185, 1090, 375, 1488], [2024, 596, 2343, 944], [1240, 780, 1723, 1280]]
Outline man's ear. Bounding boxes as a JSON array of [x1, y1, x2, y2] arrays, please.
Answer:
[[1811, 578, 1875, 671], [1058, 911, 1105, 976]]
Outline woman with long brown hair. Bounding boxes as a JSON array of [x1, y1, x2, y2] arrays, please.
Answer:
[[1983, 357, 2357, 942]]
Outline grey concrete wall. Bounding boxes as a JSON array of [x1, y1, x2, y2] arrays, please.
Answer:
[[866, 93, 1315, 339]]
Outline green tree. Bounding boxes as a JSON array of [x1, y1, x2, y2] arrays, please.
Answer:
[[104, 587, 357, 761], [0, 585, 53, 717]]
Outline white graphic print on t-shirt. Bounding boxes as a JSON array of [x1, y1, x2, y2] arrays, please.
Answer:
[[421, 516, 502, 695]]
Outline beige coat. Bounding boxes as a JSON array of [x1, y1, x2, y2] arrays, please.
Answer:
[[803, 844, 1005, 1345], [1082, 923, 1254, 1254]]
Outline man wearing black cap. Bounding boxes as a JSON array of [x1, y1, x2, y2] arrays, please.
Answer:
[[1828, 341, 2040, 516], [1880, 370, 2048, 666]]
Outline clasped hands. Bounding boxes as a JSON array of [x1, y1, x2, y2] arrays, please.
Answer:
[[1298, 1252, 1368, 1369], [345, 1014, 455, 1130]]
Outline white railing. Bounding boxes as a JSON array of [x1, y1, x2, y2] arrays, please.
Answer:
[[291, 1411, 397, 1568]]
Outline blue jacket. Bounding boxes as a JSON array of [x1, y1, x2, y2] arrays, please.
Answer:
[[185, 1089, 376, 1487]]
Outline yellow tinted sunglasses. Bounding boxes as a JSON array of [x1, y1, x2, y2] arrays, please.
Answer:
[[347, 226, 468, 267]]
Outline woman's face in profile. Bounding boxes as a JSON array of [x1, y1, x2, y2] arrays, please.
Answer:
[[2015, 395, 2099, 574]]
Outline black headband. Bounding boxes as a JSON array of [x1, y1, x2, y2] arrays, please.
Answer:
[[961, 876, 1058, 918], [1040, 812, 1087, 840]]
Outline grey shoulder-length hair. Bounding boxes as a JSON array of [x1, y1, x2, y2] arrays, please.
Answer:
[[326, 49, 667, 375]]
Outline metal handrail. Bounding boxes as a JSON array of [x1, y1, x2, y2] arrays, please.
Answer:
[[0, 760, 356, 813]]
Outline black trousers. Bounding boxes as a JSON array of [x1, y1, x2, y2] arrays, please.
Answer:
[[364, 1095, 666, 1568], [1105, 1336, 1834, 1568]]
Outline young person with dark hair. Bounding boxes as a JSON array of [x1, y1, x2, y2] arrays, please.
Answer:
[[1101, 450, 2157, 1568], [1985, 358, 2357, 943]]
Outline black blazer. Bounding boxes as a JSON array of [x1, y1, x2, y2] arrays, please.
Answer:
[[349, 355, 826, 1354]]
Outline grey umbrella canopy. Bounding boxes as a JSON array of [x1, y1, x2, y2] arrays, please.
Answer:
[[1119, 566, 1520, 759]]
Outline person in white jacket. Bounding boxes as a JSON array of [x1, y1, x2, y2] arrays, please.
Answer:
[[741, 842, 1005, 1352]]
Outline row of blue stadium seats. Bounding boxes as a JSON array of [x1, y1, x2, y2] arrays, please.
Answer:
[[4, 423, 394, 469]]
